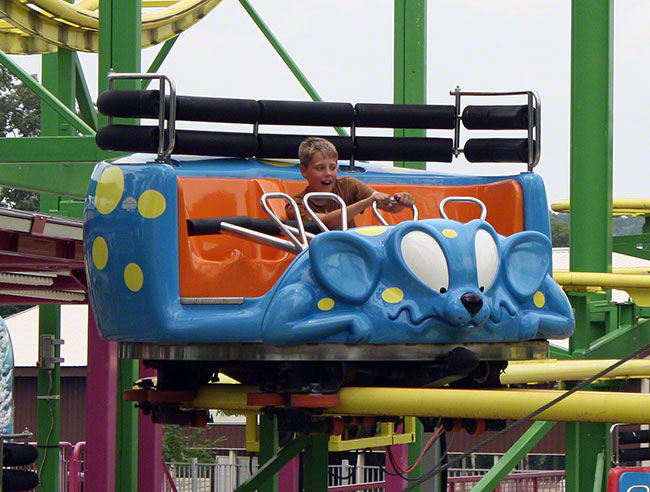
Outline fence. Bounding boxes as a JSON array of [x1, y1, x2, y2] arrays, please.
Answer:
[[448, 471, 566, 491]]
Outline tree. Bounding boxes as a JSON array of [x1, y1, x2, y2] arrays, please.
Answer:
[[162, 424, 225, 463], [550, 215, 569, 247], [0, 65, 41, 318], [0, 65, 40, 138]]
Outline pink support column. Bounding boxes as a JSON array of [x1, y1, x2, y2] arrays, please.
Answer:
[[278, 456, 299, 492], [85, 310, 117, 491], [384, 444, 407, 491], [138, 364, 163, 491]]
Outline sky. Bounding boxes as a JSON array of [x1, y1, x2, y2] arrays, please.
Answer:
[[8, 0, 650, 206]]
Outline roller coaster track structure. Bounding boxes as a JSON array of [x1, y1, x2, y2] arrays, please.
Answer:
[[0, 0, 222, 54]]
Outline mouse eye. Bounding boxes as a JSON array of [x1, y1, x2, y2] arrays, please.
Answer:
[[401, 231, 449, 293], [474, 228, 499, 291]]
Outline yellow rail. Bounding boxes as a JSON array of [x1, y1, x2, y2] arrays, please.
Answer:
[[189, 384, 650, 424], [553, 271, 650, 306], [502, 359, 650, 385], [552, 198, 650, 217]]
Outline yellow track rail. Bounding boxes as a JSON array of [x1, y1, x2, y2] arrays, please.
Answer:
[[188, 384, 650, 424], [552, 198, 650, 217], [0, 0, 223, 54], [554, 271, 650, 306]]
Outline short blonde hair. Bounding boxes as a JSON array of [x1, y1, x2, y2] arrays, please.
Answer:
[[298, 137, 338, 167]]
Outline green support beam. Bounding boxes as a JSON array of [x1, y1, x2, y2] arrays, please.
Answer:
[[238, 0, 347, 137], [259, 415, 279, 492], [141, 36, 180, 90], [0, 49, 94, 135], [567, 2, 614, 492], [302, 433, 329, 492], [73, 53, 99, 131], [36, 303, 61, 492], [235, 436, 308, 492], [407, 418, 424, 491], [393, 0, 426, 169], [470, 421, 556, 492]]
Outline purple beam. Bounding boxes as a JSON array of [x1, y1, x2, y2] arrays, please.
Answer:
[[385, 444, 407, 491], [85, 310, 117, 490]]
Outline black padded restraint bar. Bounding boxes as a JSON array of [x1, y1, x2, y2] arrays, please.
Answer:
[[257, 134, 353, 160], [462, 105, 529, 130], [463, 138, 529, 163], [258, 100, 354, 127], [96, 125, 258, 157], [97, 90, 260, 123], [355, 136, 454, 162], [355, 103, 456, 129], [187, 217, 322, 236]]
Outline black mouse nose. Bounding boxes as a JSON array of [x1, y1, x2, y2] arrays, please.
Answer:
[[460, 292, 483, 317]]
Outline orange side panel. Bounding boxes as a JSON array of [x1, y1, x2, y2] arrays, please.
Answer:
[[178, 177, 524, 298]]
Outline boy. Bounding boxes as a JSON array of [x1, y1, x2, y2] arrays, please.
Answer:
[[286, 137, 415, 229]]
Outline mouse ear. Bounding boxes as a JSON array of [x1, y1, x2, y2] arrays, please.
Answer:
[[309, 231, 382, 303], [501, 231, 551, 300]]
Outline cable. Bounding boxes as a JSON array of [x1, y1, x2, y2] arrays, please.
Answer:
[[37, 370, 55, 492], [328, 450, 359, 481], [400, 340, 650, 491], [387, 426, 443, 474]]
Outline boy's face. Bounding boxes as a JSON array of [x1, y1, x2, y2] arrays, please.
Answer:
[[301, 151, 338, 193]]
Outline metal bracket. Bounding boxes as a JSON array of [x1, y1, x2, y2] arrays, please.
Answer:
[[39, 334, 64, 369]]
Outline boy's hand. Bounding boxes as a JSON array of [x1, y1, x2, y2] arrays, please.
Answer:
[[370, 191, 392, 206], [393, 192, 415, 207]]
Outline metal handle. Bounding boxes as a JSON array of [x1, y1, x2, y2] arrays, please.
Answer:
[[371, 198, 419, 225], [439, 196, 487, 221], [260, 192, 308, 251], [107, 71, 177, 164], [303, 192, 348, 232]]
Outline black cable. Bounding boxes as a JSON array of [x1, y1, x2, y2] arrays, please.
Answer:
[[327, 450, 359, 481], [400, 340, 650, 491]]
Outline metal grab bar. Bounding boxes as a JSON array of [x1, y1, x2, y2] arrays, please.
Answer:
[[439, 196, 487, 221], [107, 71, 177, 163], [371, 198, 419, 226], [260, 192, 308, 251], [303, 192, 348, 232]]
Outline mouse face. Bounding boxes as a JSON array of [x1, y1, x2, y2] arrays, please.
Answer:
[[261, 219, 574, 345]]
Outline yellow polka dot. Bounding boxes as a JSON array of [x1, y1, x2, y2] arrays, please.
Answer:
[[138, 190, 166, 219], [124, 263, 144, 292], [356, 226, 388, 237], [442, 229, 458, 238], [318, 298, 335, 311], [92, 237, 108, 270], [95, 166, 124, 215], [382, 287, 404, 304], [533, 291, 545, 308]]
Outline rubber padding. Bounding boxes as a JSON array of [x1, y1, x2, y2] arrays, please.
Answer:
[[463, 138, 529, 163], [247, 393, 286, 406], [97, 90, 260, 123], [3, 469, 39, 491], [290, 393, 340, 408], [259, 100, 354, 126], [187, 217, 322, 236], [257, 134, 353, 159], [355, 136, 453, 162], [355, 103, 456, 129], [462, 105, 529, 130], [619, 429, 650, 445], [96, 125, 258, 157], [3, 443, 38, 466], [619, 447, 650, 463]]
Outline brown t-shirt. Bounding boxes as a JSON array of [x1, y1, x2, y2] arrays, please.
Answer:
[[287, 176, 374, 229]]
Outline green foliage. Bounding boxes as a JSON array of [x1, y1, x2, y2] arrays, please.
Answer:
[[550, 213, 569, 247], [0, 306, 31, 318], [0, 65, 40, 138], [162, 424, 225, 463], [0, 65, 41, 212]]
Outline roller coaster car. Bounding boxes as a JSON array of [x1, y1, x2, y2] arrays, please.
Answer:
[[85, 74, 573, 398]]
